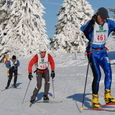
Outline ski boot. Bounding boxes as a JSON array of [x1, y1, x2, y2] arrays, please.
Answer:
[[30, 98, 35, 104], [104, 89, 115, 104], [5, 86, 8, 89], [29, 95, 36, 107], [30, 88, 38, 104], [43, 95, 49, 102], [13, 84, 17, 88], [92, 94, 101, 108], [29, 97, 35, 107]]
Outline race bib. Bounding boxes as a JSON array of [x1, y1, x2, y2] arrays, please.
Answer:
[[38, 60, 48, 69], [93, 22, 108, 45], [37, 54, 49, 70]]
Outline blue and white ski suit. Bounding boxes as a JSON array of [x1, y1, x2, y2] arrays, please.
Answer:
[[81, 19, 115, 94]]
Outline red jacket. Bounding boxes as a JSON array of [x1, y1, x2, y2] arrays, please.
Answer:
[[28, 54, 55, 73]]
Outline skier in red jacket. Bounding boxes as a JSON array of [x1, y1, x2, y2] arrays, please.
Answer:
[[28, 47, 55, 103]]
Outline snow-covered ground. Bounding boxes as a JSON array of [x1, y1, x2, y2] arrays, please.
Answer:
[[0, 38, 115, 115]]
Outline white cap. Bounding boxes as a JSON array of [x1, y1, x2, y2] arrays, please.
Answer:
[[39, 45, 47, 52]]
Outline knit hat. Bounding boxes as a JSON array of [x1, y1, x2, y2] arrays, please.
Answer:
[[12, 55, 16, 59], [96, 7, 109, 19]]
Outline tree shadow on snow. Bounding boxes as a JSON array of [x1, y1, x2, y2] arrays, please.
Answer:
[[67, 93, 92, 108]]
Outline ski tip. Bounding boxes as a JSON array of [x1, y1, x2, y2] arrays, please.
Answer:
[[80, 107, 84, 110]]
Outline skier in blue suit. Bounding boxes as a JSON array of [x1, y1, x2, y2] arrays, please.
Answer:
[[81, 7, 115, 108], [5, 55, 20, 89]]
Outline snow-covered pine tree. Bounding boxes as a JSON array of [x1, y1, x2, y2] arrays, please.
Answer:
[[0, 0, 48, 57], [0, 0, 7, 23], [0, 0, 12, 59], [51, 0, 93, 53], [109, 8, 115, 37], [109, 8, 115, 18]]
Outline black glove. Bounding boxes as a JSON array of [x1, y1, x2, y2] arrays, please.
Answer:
[[14, 64, 18, 67], [51, 71, 55, 79], [11, 66, 15, 70], [28, 73, 33, 80], [91, 14, 97, 24]]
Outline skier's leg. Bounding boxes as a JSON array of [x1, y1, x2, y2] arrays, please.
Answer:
[[100, 55, 112, 90], [6, 69, 13, 89], [87, 54, 101, 107], [14, 70, 18, 87], [30, 72, 42, 103], [100, 55, 115, 103], [43, 70, 50, 100], [88, 54, 101, 94]]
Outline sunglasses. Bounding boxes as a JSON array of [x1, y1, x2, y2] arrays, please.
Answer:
[[41, 51, 46, 53]]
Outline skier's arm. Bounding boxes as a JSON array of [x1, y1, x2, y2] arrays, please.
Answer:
[[80, 15, 96, 39], [5, 61, 11, 69], [15, 60, 20, 67], [108, 19, 115, 32], [17, 60, 20, 67], [80, 21, 90, 32], [28, 55, 38, 73], [80, 20, 92, 39], [48, 54, 55, 71]]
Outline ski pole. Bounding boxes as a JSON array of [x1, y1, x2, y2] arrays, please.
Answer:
[[22, 80, 31, 104], [52, 79, 55, 98], [81, 61, 90, 109]]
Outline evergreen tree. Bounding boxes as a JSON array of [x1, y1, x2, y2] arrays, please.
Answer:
[[0, 0, 8, 24], [51, 0, 93, 53], [109, 8, 115, 18], [109, 8, 115, 36], [0, 0, 48, 57], [0, 0, 12, 57]]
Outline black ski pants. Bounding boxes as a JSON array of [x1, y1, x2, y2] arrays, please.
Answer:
[[6, 68, 18, 87], [31, 69, 50, 100]]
